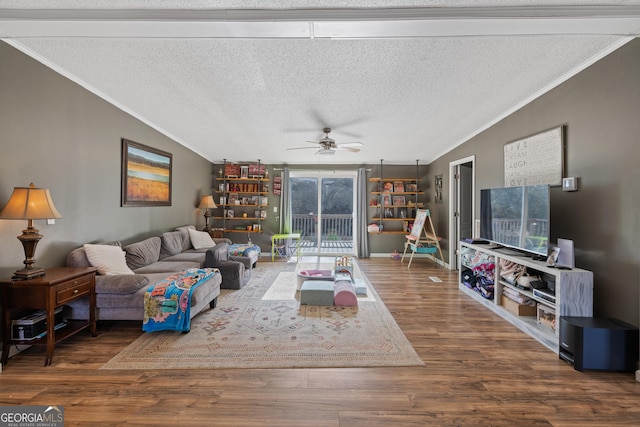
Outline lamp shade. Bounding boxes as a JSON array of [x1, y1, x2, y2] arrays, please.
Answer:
[[197, 195, 217, 210], [0, 183, 62, 220]]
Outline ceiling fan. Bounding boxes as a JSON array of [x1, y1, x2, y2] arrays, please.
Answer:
[[287, 128, 364, 155]]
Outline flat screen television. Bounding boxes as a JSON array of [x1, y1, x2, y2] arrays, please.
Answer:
[[480, 184, 550, 257]]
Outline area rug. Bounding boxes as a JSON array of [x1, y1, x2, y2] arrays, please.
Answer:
[[101, 259, 423, 370]]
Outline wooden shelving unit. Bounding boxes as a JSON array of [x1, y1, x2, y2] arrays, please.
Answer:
[[214, 159, 269, 234], [368, 160, 424, 234]]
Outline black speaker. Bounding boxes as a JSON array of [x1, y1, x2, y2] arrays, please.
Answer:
[[559, 316, 639, 372]]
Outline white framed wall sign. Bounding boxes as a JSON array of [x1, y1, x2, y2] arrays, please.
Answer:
[[504, 126, 564, 187]]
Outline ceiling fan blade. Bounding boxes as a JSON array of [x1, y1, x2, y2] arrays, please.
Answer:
[[337, 142, 364, 148], [307, 110, 368, 136], [286, 146, 319, 151], [338, 146, 361, 153]]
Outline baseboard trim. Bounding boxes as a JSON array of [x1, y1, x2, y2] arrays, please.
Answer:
[[370, 252, 450, 269]]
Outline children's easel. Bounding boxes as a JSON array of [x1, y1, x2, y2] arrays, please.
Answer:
[[401, 209, 444, 268]]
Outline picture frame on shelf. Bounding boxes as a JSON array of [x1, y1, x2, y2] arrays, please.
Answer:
[[393, 195, 406, 206], [253, 224, 261, 232], [394, 181, 405, 192], [249, 163, 265, 177], [219, 196, 226, 205], [405, 183, 418, 192], [383, 181, 394, 192], [384, 207, 394, 218], [382, 194, 392, 206], [398, 207, 408, 219], [225, 163, 240, 177], [240, 166, 249, 179], [260, 210, 267, 219], [227, 209, 234, 218]]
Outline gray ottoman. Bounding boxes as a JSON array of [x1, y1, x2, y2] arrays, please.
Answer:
[[228, 244, 261, 269], [300, 280, 335, 306]]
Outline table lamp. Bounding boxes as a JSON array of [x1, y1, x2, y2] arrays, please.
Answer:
[[0, 183, 63, 280], [197, 195, 217, 232]]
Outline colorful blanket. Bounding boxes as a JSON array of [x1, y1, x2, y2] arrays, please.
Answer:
[[143, 268, 218, 333], [228, 244, 260, 257]]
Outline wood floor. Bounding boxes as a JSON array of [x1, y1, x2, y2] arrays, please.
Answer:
[[1, 258, 638, 426]]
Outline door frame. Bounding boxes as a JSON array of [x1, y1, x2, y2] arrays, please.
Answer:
[[448, 155, 475, 270], [289, 169, 358, 256]]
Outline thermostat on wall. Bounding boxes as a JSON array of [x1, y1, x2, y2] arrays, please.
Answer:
[[563, 177, 578, 192]]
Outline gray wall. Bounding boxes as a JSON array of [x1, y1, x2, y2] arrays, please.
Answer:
[[0, 41, 214, 279], [249, 163, 427, 254], [427, 38, 640, 329]]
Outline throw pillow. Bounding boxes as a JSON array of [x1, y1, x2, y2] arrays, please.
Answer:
[[160, 231, 189, 257], [83, 244, 135, 275], [187, 228, 215, 250], [123, 237, 161, 270], [176, 225, 196, 250]]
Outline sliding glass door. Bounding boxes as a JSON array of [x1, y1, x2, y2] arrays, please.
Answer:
[[289, 171, 356, 256]]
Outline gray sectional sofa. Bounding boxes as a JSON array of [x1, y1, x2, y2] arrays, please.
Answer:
[[65, 226, 225, 321]]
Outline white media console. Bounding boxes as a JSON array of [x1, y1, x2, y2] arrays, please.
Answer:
[[459, 241, 593, 353]]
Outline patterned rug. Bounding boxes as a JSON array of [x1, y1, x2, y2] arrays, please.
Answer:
[[101, 259, 423, 369]]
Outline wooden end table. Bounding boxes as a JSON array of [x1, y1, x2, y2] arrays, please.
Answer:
[[1, 267, 98, 366]]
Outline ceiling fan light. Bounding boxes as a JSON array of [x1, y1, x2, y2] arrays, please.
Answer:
[[317, 149, 335, 155]]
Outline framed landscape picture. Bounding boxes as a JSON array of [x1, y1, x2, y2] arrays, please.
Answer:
[[121, 139, 172, 207]]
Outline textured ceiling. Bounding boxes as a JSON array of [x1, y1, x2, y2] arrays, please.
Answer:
[[1, 1, 640, 165]]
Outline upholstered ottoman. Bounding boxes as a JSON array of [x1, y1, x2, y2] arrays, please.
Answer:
[[334, 280, 358, 306], [296, 269, 334, 290], [300, 280, 335, 306]]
